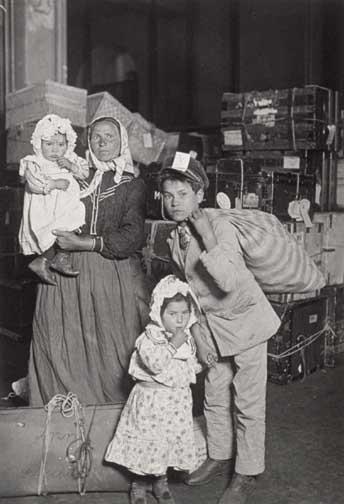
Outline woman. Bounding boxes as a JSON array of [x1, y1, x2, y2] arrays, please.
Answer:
[[28, 116, 150, 405]]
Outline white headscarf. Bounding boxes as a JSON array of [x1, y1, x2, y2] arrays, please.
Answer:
[[149, 274, 200, 331], [80, 116, 134, 199]]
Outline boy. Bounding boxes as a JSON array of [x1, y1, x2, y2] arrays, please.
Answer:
[[158, 153, 281, 504]]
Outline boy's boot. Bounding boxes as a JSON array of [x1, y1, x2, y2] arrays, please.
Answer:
[[50, 252, 79, 276], [152, 475, 176, 504], [28, 256, 57, 285], [184, 457, 231, 486], [217, 473, 257, 504]]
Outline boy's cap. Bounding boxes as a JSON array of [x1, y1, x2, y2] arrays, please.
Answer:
[[160, 151, 209, 190]]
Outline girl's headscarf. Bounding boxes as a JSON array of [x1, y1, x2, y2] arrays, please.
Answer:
[[80, 116, 134, 198], [19, 113, 77, 176], [149, 274, 200, 332]]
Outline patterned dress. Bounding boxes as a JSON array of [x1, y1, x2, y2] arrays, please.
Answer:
[[105, 324, 201, 475]]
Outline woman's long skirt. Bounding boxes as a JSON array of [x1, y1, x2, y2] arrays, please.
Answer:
[[28, 252, 150, 406]]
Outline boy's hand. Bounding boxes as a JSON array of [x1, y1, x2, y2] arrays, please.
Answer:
[[170, 328, 188, 349], [188, 209, 217, 251], [56, 157, 73, 171], [53, 178, 70, 191]]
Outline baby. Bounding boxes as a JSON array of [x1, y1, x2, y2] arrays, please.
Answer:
[[19, 114, 89, 285]]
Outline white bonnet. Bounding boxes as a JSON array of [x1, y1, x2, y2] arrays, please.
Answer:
[[31, 113, 77, 157], [149, 274, 200, 329]]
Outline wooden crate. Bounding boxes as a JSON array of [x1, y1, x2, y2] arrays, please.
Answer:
[[6, 80, 87, 129], [221, 85, 335, 151]]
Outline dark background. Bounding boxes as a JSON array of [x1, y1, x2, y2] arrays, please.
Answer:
[[67, 0, 344, 130]]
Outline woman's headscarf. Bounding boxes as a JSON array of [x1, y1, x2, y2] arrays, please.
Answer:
[[80, 116, 134, 199]]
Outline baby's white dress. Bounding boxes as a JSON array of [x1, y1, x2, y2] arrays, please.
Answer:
[[19, 153, 87, 255]]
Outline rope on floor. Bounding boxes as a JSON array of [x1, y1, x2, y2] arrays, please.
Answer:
[[38, 392, 94, 496]]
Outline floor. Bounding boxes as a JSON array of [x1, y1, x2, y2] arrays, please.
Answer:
[[0, 339, 343, 504]]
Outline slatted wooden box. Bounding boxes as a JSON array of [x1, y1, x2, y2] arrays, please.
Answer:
[[6, 80, 87, 129]]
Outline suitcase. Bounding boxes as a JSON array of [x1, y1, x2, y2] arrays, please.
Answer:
[[268, 296, 327, 384], [322, 284, 344, 355], [205, 158, 316, 221], [221, 85, 336, 151], [0, 402, 207, 497], [143, 219, 175, 284], [306, 150, 337, 212], [140, 163, 164, 219]]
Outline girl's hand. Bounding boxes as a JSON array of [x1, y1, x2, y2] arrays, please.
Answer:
[[52, 230, 94, 251], [188, 209, 217, 251], [170, 328, 188, 349]]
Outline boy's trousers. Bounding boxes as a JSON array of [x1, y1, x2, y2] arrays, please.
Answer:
[[203, 341, 267, 475]]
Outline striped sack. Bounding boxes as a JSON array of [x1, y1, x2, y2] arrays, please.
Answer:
[[215, 209, 325, 293]]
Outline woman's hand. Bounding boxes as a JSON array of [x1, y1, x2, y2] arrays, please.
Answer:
[[188, 209, 217, 252], [52, 230, 94, 251]]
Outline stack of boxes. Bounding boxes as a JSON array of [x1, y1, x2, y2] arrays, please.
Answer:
[[1, 81, 344, 382], [214, 84, 344, 383]]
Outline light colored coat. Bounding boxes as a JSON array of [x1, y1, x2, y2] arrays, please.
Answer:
[[167, 209, 281, 356]]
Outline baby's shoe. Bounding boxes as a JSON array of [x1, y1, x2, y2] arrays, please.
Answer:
[[28, 256, 57, 285], [50, 252, 79, 276], [152, 475, 176, 504], [130, 480, 148, 504]]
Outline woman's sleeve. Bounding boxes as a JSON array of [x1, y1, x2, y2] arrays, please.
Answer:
[[136, 329, 177, 374], [199, 216, 251, 293], [101, 178, 147, 259]]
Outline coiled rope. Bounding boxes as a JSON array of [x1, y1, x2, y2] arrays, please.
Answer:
[[38, 392, 94, 496]]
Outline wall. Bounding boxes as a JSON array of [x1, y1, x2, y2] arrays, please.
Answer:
[[66, 0, 344, 130]]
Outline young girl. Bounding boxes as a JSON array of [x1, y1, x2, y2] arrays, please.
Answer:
[[19, 113, 89, 285], [105, 274, 202, 504]]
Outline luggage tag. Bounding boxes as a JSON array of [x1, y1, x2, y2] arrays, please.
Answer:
[[171, 152, 190, 171], [143, 132, 153, 148], [299, 199, 313, 228], [216, 192, 231, 209], [235, 197, 242, 209], [288, 199, 313, 228], [288, 200, 302, 221], [326, 125, 336, 146]]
